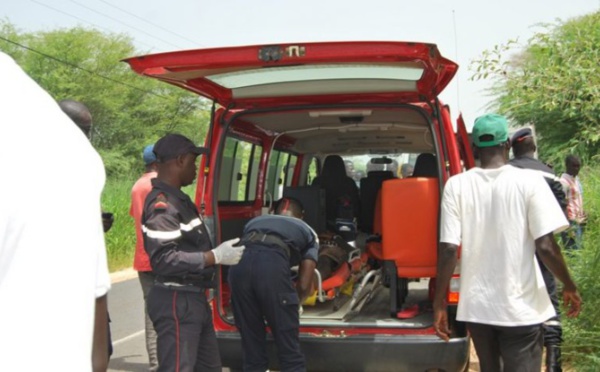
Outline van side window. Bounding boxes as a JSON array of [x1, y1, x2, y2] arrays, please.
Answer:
[[307, 157, 319, 185], [266, 150, 297, 201], [218, 137, 263, 202], [286, 155, 297, 187]]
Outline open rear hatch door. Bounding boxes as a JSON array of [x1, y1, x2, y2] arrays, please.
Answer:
[[124, 41, 458, 109]]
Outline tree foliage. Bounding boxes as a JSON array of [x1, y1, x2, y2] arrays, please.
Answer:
[[471, 11, 600, 166], [0, 20, 210, 175]]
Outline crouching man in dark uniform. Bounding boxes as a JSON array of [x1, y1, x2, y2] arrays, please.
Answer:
[[143, 133, 245, 372], [228, 197, 318, 372]]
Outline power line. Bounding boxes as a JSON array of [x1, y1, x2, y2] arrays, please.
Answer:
[[28, 0, 157, 51], [96, 0, 203, 47], [0, 35, 170, 99], [69, 0, 185, 50]]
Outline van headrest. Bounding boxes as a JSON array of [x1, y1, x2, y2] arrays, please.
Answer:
[[412, 153, 437, 178]]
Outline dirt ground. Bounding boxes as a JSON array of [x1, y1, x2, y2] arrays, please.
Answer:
[[468, 340, 480, 371], [468, 343, 576, 372]]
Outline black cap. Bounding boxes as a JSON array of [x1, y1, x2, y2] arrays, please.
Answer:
[[510, 127, 533, 146], [153, 134, 208, 162]]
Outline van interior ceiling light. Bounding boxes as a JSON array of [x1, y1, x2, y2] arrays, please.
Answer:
[[308, 110, 372, 118]]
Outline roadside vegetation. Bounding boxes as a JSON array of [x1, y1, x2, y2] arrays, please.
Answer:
[[472, 10, 600, 370], [0, 20, 210, 177]]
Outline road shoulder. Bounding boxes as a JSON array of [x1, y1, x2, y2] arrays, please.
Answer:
[[110, 267, 138, 284]]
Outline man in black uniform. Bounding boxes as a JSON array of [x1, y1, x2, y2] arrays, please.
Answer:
[[228, 197, 318, 372], [510, 127, 566, 372], [143, 133, 245, 372]]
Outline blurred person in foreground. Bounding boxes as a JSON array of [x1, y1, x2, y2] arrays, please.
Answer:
[[0, 52, 111, 371], [59, 98, 114, 364], [130, 144, 159, 371], [433, 114, 581, 372]]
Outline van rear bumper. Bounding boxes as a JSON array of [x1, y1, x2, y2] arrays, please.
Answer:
[[217, 332, 470, 372]]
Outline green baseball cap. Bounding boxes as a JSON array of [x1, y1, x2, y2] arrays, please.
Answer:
[[472, 114, 509, 148]]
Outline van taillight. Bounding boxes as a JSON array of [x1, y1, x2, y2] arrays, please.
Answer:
[[447, 275, 460, 304]]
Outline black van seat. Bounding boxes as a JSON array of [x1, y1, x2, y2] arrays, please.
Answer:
[[283, 186, 327, 234], [312, 155, 360, 236], [412, 153, 437, 178], [359, 170, 395, 234]]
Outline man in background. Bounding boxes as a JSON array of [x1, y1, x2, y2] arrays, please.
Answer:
[[434, 114, 581, 371], [510, 127, 566, 371], [560, 155, 586, 250], [130, 144, 159, 371], [399, 163, 414, 178], [0, 52, 111, 371]]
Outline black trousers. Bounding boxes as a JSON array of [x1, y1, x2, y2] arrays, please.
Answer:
[[538, 256, 562, 346], [147, 284, 221, 372], [228, 245, 305, 372], [467, 322, 544, 372]]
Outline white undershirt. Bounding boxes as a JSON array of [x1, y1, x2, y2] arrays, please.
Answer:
[[440, 165, 568, 326], [0, 52, 111, 371]]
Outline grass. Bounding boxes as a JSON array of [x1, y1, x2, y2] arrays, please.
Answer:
[[561, 165, 600, 370], [102, 177, 137, 272]]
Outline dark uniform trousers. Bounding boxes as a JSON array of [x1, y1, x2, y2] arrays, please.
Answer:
[[538, 258, 562, 346], [147, 284, 220, 372], [228, 244, 305, 372]]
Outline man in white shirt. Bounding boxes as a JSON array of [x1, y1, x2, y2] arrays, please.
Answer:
[[433, 113, 581, 372], [0, 52, 111, 371]]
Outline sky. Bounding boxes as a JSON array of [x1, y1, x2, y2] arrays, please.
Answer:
[[3, 0, 599, 128]]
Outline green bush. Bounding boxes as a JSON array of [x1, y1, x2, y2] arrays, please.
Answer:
[[562, 164, 600, 370]]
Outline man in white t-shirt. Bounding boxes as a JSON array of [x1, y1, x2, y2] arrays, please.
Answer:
[[0, 52, 111, 371], [433, 113, 581, 372]]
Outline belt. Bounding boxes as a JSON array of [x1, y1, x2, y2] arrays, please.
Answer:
[[155, 273, 215, 289], [242, 231, 290, 258]]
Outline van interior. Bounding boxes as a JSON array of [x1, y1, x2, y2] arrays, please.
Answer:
[[215, 104, 452, 331]]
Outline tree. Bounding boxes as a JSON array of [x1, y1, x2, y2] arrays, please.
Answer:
[[0, 20, 210, 176], [471, 11, 600, 165]]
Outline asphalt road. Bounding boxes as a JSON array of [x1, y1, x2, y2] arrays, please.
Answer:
[[106, 275, 233, 372], [107, 277, 149, 372]]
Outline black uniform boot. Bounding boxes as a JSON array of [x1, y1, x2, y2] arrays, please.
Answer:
[[545, 345, 562, 372]]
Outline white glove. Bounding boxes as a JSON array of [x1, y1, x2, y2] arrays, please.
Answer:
[[299, 305, 304, 316], [212, 238, 245, 265]]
